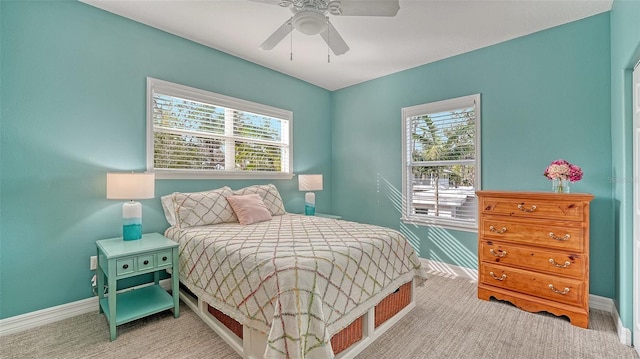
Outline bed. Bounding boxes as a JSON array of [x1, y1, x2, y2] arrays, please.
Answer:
[[161, 184, 427, 359]]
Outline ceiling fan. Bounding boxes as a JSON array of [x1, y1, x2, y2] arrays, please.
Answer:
[[254, 0, 400, 56]]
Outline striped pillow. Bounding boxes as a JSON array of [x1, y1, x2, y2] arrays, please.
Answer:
[[233, 184, 286, 216]]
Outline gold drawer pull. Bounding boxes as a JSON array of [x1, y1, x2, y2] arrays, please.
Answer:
[[489, 226, 507, 234], [489, 271, 507, 281], [517, 204, 537, 212], [549, 284, 570, 295], [549, 258, 571, 268], [549, 232, 571, 241], [490, 249, 507, 258]]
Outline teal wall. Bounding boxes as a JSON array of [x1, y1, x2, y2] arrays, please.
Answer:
[[0, 1, 331, 318], [610, 0, 640, 334], [331, 13, 614, 296]]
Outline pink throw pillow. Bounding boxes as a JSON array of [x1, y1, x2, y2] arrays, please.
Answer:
[[226, 194, 273, 225]]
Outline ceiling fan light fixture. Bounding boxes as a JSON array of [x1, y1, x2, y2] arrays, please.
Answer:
[[292, 11, 327, 35]]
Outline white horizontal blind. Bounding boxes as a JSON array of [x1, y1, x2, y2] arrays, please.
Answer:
[[147, 78, 292, 179], [402, 94, 481, 231]]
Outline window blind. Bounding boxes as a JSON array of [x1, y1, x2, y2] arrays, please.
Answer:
[[402, 94, 481, 231], [147, 78, 292, 179]]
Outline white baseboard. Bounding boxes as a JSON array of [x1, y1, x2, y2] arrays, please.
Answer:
[[612, 299, 633, 346], [589, 293, 631, 346], [0, 296, 97, 337], [420, 258, 478, 281], [420, 258, 632, 346], [0, 279, 171, 337]]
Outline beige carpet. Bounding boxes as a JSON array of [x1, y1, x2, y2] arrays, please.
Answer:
[[1, 274, 637, 359]]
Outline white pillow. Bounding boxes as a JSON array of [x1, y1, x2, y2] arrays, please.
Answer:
[[161, 194, 177, 226], [233, 184, 286, 216], [172, 186, 238, 228]]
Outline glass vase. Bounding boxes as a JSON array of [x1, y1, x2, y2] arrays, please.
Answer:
[[552, 178, 570, 193]]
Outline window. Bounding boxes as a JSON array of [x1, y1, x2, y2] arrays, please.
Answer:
[[146, 78, 292, 179], [401, 94, 481, 231]]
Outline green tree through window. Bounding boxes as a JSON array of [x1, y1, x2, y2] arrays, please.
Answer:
[[402, 94, 481, 231]]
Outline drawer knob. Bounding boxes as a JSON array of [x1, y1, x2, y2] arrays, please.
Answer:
[[489, 226, 507, 234], [122, 264, 129, 269], [549, 232, 571, 241], [517, 204, 537, 212], [489, 271, 507, 281], [549, 258, 571, 268], [143, 260, 149, 265], [489, 249, 507, 258], [549, 284, 570, 295], [162, 256, 168, 261]]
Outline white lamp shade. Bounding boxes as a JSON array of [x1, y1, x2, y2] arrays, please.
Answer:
[[298, 174, 323, 191], [106, 172, 155, 200]]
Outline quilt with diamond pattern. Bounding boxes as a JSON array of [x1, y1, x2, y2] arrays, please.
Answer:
[[165, 214, 427, 359]]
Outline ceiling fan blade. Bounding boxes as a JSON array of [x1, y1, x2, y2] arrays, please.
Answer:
[[259, 19, 293, 50], [320, 22, 349, 56], [336, 0, 400, 17]]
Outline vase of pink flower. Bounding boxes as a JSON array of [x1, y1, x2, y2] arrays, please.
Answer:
[[543, 159, 583, 193]]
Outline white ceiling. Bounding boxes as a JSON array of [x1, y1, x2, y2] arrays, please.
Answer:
[[81, 0, 613, 91]]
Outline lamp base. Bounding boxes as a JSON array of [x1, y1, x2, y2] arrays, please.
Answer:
[[304, 203, 316, 216], [304, 192, 316, 216], [122, 201, 142, 241], [123, 220, 142, 241]]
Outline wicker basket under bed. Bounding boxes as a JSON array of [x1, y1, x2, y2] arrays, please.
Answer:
[[374, 281, 412, 328], [207, 306, 244, 339], [206, 281, 411, 355]]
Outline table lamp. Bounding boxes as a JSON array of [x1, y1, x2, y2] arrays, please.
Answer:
[[298, 174, 323, 215], [106, 172, 155, 240]]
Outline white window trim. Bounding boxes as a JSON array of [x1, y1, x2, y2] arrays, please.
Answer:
[[146, 77, 293, 180], [401, 94, 481, 232]]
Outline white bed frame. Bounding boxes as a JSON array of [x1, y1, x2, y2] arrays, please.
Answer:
[[179, 278, 418, 359]]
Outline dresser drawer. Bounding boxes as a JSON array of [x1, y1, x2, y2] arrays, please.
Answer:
[[480, 263, 585, 307], [480, 241, 586, 278], [479, 196, 585, 221], [480, 215, 584, 251]]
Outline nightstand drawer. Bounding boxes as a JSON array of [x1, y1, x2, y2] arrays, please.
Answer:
[[116, 258, 135, 275], [116, 251, 172, 275], [156, 251, 172, 267], [138, 255, 155, 271]]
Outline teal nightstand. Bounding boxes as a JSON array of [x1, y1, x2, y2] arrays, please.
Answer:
[[96, 233, 179, 340]]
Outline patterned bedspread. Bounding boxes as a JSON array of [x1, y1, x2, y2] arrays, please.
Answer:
[[165, 214, 427, 359]]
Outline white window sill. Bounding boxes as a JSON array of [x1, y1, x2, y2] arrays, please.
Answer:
[[153, 171, 294, 180]]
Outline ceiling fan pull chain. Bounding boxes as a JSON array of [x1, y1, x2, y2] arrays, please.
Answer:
[[290, 21, 293, 61]]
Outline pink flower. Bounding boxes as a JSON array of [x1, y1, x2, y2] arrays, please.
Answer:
[[543, 159, 582, 182], [568, 164, 583, 182]]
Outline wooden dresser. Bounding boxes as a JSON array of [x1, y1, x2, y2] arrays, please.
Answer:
[[476, 191, 594, 328]]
